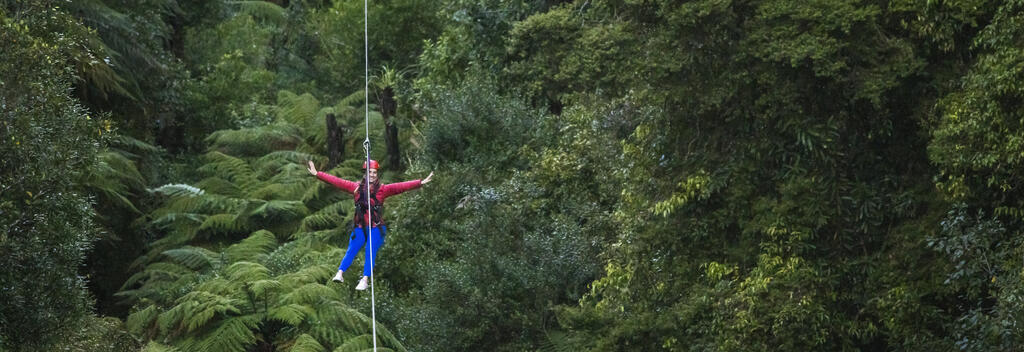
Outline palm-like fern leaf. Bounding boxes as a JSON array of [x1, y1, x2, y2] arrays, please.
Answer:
[[195, 315, 260, 352], [196, 177, 244, 198], [331, 334, 374, 352], [225, 230, 278, 262], [160, 290, 243, 335], [199, 151, 261, 189], [287, 334, 326, 352], [224, 261, 271, 282], [206, 124, 305, 157], [152, 183, 205, 197], [268, 303, 314, 325], [277, 90, 322, 126], [126, 305, 160, 337], [298, 201, 348, 233], [281, 283, 341, 306], [162, 246, 220, 270]]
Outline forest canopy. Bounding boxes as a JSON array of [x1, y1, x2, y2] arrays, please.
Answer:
[[3, 0, 1024, 351]]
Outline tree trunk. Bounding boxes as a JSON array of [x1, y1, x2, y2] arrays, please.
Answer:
[[169, 13, 184, 59], [379, 86, 402, 170], [326, 113, 344, 169]]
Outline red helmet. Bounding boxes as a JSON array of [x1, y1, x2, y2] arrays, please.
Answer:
[[363, 159, 380, 170]]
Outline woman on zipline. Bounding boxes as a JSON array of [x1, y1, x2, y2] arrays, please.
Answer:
[[307, 159, 433, 290]]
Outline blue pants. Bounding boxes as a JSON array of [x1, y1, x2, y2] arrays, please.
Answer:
[[338, 225, 385, 277]]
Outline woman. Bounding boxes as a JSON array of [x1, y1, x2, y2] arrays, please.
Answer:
[[307, 159, 433, 290]]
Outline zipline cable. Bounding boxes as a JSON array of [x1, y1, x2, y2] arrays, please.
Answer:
[[363, 0, 378, 350]]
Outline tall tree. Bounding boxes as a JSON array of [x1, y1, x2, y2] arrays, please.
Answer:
[[0, 4, 104, 348]]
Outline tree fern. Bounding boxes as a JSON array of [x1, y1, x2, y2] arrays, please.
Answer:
[[298, 201, 349, 233], [161, 246, 220, 271], [206, 123, 306, 157], [126, 305, 160, 337], [197, 213, 248, 237], [281, 283, 341, 306], [120, 262, 194, 290], [332, 334, 375, 352], [224, 261, 272, 282], [159, 290, 243, 335], [199, 151, 261, 189], [152, 183, 206, 197], [268, 303, 315, 325], [195, 315, 260, 352], [122, 90, 410, 352], [225, 230, 278, 262], [83, 150, 146, 213], [246, 279, 282, 297], [288, 334, 326, 352], [277, 90, 322, 126], [196, 177, 244, 198]]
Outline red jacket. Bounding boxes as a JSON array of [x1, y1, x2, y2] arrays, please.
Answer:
[[316, 172, 422, 226]]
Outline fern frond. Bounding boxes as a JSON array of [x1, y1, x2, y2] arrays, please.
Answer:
[[277, 91, 321, 125], [199, 152, 261, 189], [281, 283, 340, 305], [126, 304, 160, 337], [98, 150, 146, 189], [268, 303, 314, 325], [335, 90, 366, 109], [225, 261, 271, 282], [84, 151, 146, 212], [206, 124, 305, 157], [121, 262, 194, 289], [331, 334, 374, 352], [309, 301, 375, 345], [255, 150, 321, 175], [110, 134, 164, 155], [196, 177, 244, 198], [152, 184, 206, 197], [287, 334, 326, 352], [249, 183, 296, 200], [225, 230, 278, 262], [160, 290, 243, 335], [278, 264, 335, 287], [196, 315, 260, 352], [298, 201, 347, 233], [197, 213, 246, 236], [195, 278, 237, 296], [247, 279, 282, 297], [247, 200, 308, 220], [161, 246, 220, 271]]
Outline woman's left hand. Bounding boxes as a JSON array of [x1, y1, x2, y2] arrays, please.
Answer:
[[422, 171, 434, 184]]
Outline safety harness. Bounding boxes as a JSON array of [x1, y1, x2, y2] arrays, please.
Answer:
[[354, 181, 384, 229]]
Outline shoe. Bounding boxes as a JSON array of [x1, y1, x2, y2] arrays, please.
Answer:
[[355, 276, 369, 290], [332, 270, 344, 283]]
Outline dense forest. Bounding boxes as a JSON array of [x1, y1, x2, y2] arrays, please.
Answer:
[[4, 0, 1024, 351]]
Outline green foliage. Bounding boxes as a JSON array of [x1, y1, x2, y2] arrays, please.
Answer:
[[120, 90, 408, 351], [307, 0, 443, 94], [382, 79, 620, 351], [0, 4, 110, 349], [416, 75, 544, 169], [484, 0, 1010, 350]]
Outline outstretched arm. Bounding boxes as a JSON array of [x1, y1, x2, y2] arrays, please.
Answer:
[[308, 161, 358, 195], [378, 171, 435, 199]]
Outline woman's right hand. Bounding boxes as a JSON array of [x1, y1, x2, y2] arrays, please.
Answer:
[[307, 161, 318, 175]]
